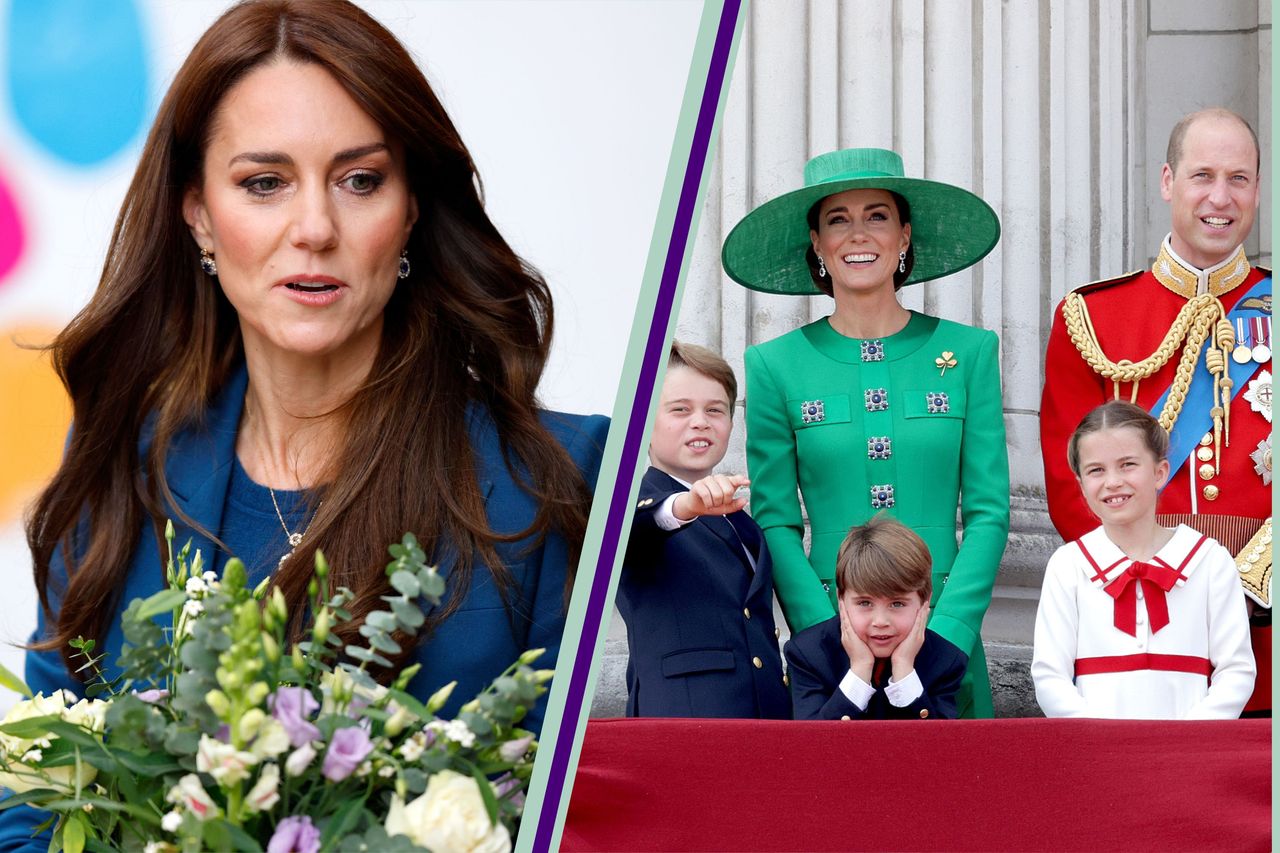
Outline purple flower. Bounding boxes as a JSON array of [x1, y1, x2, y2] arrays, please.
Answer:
[[267, 815, 321, 853], [322, 725, 374, 782], [268, 687, 321, 748]]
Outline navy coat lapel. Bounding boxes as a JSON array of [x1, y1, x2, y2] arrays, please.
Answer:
[[163, 364, 248, 571]]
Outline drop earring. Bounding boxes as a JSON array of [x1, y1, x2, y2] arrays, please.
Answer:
[[817, 255, 827, 278], [898, 250, 907, 274], [199, 248, 217, 277], [397, 250, 410, 280]]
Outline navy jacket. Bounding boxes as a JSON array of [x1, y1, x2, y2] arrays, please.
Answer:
[[616, 467, 791, 719], [1, 364, 607, 852], [785, 619, 968, 720]]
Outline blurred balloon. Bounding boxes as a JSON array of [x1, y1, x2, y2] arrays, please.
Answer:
[[0, 165, 23, 286], [0, 327, 70, 523], [6, 0, 149, 166]]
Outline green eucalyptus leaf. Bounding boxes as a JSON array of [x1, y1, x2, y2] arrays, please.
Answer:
[[364, 611, 397, 632], [402, 767, 428, 793], [388, 600, 425, 630], [389, 571, 420, 598], [345, 647, 392, 668], [367, 633, 402, 655]]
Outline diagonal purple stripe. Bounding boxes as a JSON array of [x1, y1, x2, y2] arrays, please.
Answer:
[[530, 2, 743, 850]]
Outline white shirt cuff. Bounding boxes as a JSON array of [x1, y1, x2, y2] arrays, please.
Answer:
[[654, 493, 695, 531], [884, 669, 924, 707], [838, 669, 874, 711]]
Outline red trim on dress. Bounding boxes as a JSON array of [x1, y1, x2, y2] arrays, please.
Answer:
[[1074, 653, 1213, 677]]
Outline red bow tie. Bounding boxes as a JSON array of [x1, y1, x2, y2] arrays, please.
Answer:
[[1103, 560, 1180, 637]]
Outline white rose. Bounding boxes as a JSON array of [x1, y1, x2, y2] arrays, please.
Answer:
[[0, 692, 101, 793], [195, 735, 258, 785], [243, 763, 280, 814], [384, 770, 511, 853]]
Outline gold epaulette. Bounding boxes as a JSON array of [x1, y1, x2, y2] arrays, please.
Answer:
[[1237, 517, 1272, 609]]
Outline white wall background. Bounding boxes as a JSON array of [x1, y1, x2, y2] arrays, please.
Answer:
[[0, 0, 703, 712]]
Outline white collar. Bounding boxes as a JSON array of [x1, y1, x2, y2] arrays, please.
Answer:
[[1075, 524, 1211, 588]]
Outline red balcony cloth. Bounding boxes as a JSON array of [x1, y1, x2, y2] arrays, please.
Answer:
[[563, 717, 1270, 852]]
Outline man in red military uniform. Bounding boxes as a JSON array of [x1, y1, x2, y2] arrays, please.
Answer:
[[1040, 108, 1271, 714]]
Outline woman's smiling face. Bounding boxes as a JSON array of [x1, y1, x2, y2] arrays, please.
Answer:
[[183, 60, 418, 363], [810, 188, 910, 297]]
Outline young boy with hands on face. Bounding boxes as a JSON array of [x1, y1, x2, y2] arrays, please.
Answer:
[[785, 516, 968, 720], [616, 342, 791, 719]]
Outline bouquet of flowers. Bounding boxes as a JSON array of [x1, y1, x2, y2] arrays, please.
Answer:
[[0, 525, 550, 853]]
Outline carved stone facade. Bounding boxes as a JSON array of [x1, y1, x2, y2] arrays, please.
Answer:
[[593, 0, 1271, 717]]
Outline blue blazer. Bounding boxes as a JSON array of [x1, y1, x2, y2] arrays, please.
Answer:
[[785, 619, 968, 720], [616, 467, 791, 719], [3, 365, 606, 852]]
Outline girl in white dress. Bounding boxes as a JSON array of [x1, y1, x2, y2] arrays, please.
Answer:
[[1032, 401, 1255, 719]]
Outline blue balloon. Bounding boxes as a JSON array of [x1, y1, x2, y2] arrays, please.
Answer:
[[6, 0, 149, 166]]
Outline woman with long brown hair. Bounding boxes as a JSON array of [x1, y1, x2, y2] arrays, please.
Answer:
[[12, 0, 602, 775]]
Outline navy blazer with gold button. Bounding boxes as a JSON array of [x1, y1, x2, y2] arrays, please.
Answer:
[[617, 466, 791, 719]]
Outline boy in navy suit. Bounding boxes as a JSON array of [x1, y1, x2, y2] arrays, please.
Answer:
[[617, 342, 790, 718], [786, 517, 968, 720]]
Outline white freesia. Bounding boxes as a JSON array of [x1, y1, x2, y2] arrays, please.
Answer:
[[284, 742, 317, 777], [251, 718, 291, 760], [385, 770, 510, 853], [320, 668, 355, 714], [320, 667, 388, 715], [165, 774, 219, 821], [244, 763, 281, 814], [160, 810, 183, 833], [195, 734, 258, 785]]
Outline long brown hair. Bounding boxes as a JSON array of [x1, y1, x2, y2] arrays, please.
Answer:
[[28, 0, 593, 676]]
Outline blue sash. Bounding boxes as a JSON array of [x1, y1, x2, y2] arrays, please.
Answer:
[[1154, 276, 1272, 478]]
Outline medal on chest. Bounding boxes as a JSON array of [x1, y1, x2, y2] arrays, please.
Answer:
[[1244, 370, 1272, 424], [1251, 438, 1272, 486]]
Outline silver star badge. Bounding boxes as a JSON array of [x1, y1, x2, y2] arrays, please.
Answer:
[[1250, 437, 1272, 486]]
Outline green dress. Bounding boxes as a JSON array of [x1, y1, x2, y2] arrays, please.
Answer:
[[745, 311, 1010, 717]]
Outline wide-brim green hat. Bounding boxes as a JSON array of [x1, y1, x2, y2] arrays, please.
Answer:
[[721, 148, 1000, 295]]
